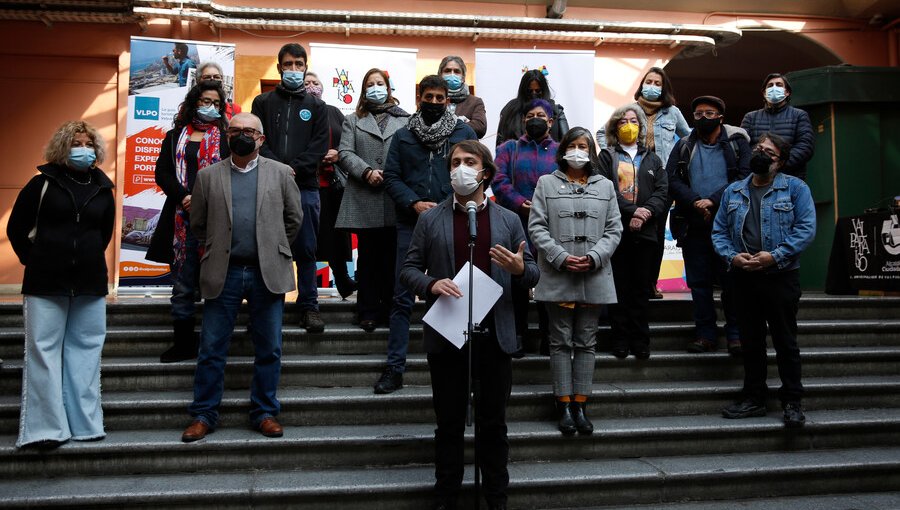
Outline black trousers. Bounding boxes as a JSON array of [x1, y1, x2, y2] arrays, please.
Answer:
[[316, 186, 352, 276], [733, 268, 803, 405], [427, 331, 512, 507], [609, 236, 656, 352], [355, 227, 396, 323]]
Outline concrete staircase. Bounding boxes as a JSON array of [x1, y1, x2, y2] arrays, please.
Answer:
[[0, 294, 899, 509]]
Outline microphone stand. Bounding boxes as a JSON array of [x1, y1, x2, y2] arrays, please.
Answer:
[[464, 203, 480, 509]]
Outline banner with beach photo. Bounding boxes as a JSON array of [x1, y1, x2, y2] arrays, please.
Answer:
[[119, 36, 236, 286]]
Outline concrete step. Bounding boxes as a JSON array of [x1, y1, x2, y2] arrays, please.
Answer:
[[0, 446, 897, 508], [573, 491, 900, 510], [3, 346, 899, 394], [2, 408, 899, 478], [0, 294, 898, 329], [3, 318, 899, 360], [1, 375, 897, 433]]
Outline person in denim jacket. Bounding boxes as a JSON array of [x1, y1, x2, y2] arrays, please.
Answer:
[[712, 132, 816, 428]]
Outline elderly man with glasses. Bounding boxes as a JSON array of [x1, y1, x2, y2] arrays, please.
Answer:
[[181, 112, 302, 443], [666, 96, 751, 356]]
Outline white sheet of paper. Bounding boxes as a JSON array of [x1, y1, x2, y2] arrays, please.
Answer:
[[422, 262, 504, 349]]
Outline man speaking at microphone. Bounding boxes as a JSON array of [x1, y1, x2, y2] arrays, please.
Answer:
[[400, 140, 539, 510]]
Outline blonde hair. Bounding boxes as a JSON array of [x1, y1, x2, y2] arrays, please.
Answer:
[[44, 120, 105, 166]]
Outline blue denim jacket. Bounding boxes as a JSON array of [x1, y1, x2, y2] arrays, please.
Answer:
[[712, 172, 816, 271]]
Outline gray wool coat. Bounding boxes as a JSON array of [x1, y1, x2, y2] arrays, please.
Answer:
[[528, 169, 623, 304], [335, 111, 409, 229]]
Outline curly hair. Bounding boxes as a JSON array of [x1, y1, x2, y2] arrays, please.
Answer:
[[44, 120, 106, 166], [604, 103, 649, 148], [173, 80, 228, 131]]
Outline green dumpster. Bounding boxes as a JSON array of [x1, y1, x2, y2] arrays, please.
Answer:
[[786, 65, 900, 290]]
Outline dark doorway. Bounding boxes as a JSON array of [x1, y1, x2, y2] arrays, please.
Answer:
[[664, 31, 843, 126]]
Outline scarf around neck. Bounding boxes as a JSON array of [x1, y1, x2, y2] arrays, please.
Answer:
[[637, 97, 663, 152], [407, 109, 458, 151]]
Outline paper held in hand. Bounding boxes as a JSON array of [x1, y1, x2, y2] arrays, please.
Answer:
[[422, 262, 503, 349]]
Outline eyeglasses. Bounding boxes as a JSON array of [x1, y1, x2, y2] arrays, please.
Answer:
[[226, 127, 261, 139], [755, 144, 780, 160], [200, 74, 223, 81], [693, 110, 721, 120], [198, 98, 222, 108]]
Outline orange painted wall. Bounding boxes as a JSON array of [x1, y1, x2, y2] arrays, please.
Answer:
[[0, 3, 895, 290]]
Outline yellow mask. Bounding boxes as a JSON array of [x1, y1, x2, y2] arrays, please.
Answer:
[[617, 123, 639, 144]]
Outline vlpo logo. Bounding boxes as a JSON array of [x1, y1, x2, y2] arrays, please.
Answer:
[[134, 97, 160, 120]]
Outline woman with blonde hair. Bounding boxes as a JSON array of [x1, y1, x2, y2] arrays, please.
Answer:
[[7, 120, 115, 447]]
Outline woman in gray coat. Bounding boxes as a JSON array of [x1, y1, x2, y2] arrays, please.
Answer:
[[529, 127, 623, 436], [336, 68, 410, 331]]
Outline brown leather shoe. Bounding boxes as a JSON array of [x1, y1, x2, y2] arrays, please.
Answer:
[[257, 417, 283, 438], [181, 420, 211, 443]]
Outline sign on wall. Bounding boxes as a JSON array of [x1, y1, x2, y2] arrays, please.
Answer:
[[120, 36, 236, 286], [475, 49, 595, 150], [309, 43, 418, 117]]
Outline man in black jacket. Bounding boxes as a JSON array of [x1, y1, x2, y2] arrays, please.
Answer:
[[251, 43, 329, 332], [666, 96, 750, 357]]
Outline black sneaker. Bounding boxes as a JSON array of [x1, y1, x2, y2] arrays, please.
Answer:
[[300, 310, 325, 333], [374, 367, 403, 394], [783, 403, 806, 428], [722, 399, 767, 419]]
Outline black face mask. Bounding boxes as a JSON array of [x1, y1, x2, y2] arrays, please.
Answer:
[[419, 101, 446, 125], [695, 117, 721, 137], [750, 151, 775, 175], [530, 90, 543, 100], [229, 134, 257, 157], [525, 118, 549, 140]]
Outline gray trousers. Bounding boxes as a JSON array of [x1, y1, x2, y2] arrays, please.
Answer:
[[546, 303, 600, 397]]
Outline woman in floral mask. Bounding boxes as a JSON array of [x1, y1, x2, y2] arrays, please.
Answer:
[[147, 80, 229, 363], [529, 127, 622, 436], [599, 104, 668, 360]]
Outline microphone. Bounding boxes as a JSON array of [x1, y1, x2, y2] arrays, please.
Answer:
[[466, 201, 478, 240]]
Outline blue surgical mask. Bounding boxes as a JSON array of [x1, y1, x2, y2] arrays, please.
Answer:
[[443, 74, 463, 91], [196, 105, 221, 121], [282, 70, 304, 90], [68, 147, 96, 170], [366, 85, 388, 105], [766, 85, 787, 104], [641, 84, 662, 101]]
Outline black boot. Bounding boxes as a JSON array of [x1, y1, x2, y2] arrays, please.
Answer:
[[160, 318, 199, 363], [572, 401, 594, 435], [557, 401, 577, 436]]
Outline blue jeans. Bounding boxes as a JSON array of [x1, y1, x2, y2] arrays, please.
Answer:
[[18, 295, 106, 447], [171, 228, 200, 320], [293, 189, 321, 312], [189, 265, 285, 427], [681, 228, 739, 342], [386, 222, 415, 373]]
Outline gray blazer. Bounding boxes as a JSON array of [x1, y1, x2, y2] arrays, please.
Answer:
[[335, 112, 408, 229], [400, 199, 539, 354], [528, 170, 622, 304], [191, 156, 303, 299]]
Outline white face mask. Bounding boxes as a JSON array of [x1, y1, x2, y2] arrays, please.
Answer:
[[563, 148, 591, 169], [450, 164, 483, 196]]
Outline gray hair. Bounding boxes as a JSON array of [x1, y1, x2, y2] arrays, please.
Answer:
[[197, 61, 223, 78], [438, 56, 467, 79], [604, 103, 648, 147]]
